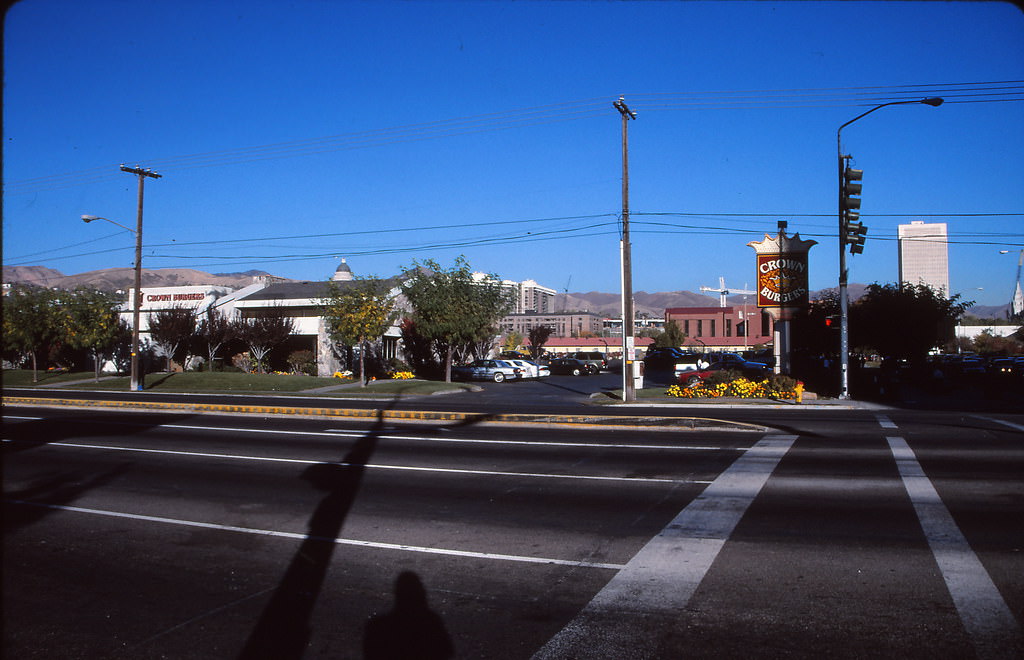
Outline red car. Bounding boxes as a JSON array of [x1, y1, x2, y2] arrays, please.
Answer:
[[677, 360, 770, 387]]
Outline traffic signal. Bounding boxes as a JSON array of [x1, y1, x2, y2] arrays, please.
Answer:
[[846, 220, 868, 254], [842, 167, 863, 222], [841, 166, 867, 254]]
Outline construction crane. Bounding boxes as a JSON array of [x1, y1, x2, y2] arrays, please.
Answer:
[[700, 277, 756, 308]]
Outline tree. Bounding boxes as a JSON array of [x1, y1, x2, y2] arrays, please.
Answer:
[[850, 283, 973, 364], [195, 306, 235, 371], [401, 257, 515, 382], [650, 320, 687, 349], [235, 307, 296, 374], [147, 306, 197, 372], [59, 288, 124, 382], [2, 284, 59, 382], [319, 277, 397, 386], [526, 326, 553, 360], [502, 331, 524, 353]]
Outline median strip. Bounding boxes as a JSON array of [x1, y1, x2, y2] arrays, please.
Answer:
[[2, 396, 764, 431]]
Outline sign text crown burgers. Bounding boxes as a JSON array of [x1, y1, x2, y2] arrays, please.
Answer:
[[747, 229, 817, 320]]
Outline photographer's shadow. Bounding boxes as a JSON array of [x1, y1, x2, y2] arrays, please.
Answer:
[[364, 571, 453, 660]]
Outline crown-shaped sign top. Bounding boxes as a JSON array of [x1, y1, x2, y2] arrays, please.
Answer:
[[747, 230, 818, 254]]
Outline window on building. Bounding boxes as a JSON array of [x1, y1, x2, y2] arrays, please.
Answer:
[[710, 319, 716, 337], [726, 319, 732, 337], [684, 320, 690, 335], [697, 320, 703, 337]]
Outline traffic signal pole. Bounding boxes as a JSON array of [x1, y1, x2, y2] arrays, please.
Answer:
[[837, 152, 852, 399], [835, 96, 941, 400]]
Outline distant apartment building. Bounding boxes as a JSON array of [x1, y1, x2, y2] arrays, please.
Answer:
[[516, 279, 556, 313], [474, 274, 557, 314], [898, 221, 949, 294], [500, 311, 604, 338]]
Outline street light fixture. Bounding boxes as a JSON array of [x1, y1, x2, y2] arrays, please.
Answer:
[[82, 213, 145, 391], [836, 97, 943, 399]]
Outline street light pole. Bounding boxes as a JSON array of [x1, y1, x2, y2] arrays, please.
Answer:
[[836, 97, 942, 399], [614, 96, 637, 402], [82, 164, 160, 392]]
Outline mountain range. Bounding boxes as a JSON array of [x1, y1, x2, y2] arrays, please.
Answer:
[[2, 266, 1010, 319]]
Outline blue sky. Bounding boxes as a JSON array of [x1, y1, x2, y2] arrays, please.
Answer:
[[4, 0, 1023, 307]]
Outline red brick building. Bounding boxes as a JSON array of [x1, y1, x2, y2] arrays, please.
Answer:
[[664, 306, 773, 351]]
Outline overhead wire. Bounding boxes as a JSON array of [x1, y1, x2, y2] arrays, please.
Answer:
[[6, 81, 1022, 196]]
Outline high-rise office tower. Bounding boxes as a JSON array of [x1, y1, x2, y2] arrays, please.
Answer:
[[898, 221, 949, 294]]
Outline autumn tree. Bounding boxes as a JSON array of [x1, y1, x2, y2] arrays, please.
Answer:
[[319, 277, 397, 386], [526, 326, 553, 360], [2, 284, 59, 382], [147, 306, 197, 372], [401, 257, 515, 382], [502, 331, 524, 353], [59, 288, 124, 381], [195, 305, 235, 371], [235, 306, 296, 374]]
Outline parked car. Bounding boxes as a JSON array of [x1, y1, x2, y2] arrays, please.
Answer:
[[643, 348, 707, 373], [677, 361, 765, 387], [703, 352, 770, 378], [547, 358, 595, 376], [506, 359, 550, 378], [451, 359, 523, 383], [568, 351, 608, 372]]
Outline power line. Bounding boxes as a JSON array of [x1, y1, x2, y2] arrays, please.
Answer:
[[7, 81, 1021, 195]]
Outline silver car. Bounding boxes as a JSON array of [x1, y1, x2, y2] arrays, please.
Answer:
[[452, 359, 523, 383]]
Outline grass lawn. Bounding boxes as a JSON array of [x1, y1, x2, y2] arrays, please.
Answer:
[[5, 370, 474, 397], [2, 369, 103, 387]]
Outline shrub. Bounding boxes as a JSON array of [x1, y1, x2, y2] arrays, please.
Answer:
[[287, 349, 316, 375]]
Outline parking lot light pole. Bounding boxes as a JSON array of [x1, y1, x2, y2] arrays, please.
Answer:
[[82, 213, 146, 391], [836, 97, 942, 399]]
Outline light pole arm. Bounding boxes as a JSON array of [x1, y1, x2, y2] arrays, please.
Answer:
[[81, 215, 136, 234]]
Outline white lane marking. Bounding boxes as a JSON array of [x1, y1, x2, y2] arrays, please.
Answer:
[[5, 499, 625, 570], [887, 437, 1022, 659], [28, 441, 710, 485], [534, 434, 797, 659], [167, 423, 746, 452], [5, 416, 747, 452], [2, 415, 43, 421], [876, 414, 898, 429], [972, 415, 1024, 433]]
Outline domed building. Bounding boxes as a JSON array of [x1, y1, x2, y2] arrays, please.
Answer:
[[332, 258, 353, 282]]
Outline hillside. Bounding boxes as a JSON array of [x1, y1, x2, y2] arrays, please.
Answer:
[[7, 265, 1007, 319], [2, 266, 286, 292]]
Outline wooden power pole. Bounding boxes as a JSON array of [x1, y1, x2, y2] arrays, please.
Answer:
[[614, 97, 637, 402]]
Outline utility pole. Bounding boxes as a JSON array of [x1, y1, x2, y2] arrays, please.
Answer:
[[120, 164, 161, 392], [614, 96, 637, 402]]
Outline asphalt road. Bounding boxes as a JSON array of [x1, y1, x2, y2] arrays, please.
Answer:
[[3, 402, 1022, 659]]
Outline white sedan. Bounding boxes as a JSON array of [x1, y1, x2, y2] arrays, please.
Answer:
[[506, 359, 550, 378]]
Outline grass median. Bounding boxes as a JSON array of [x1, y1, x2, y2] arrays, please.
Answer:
[[1, 369, 476, 397]]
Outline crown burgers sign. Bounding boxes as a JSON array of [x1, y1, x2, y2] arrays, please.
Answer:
[[748, 229, 817, 320]]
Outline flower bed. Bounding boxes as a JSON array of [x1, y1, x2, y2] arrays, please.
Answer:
[[667, 376, 803, 400]]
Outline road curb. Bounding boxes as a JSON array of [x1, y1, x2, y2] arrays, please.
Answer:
[[3, 396, 764, 431]]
